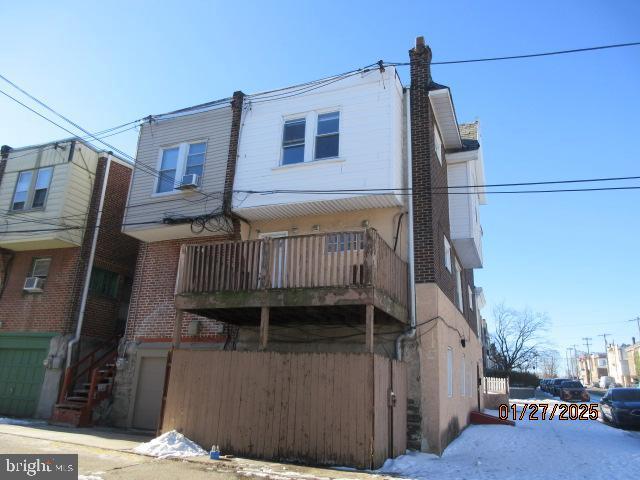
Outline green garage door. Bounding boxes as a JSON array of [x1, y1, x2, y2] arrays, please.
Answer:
[[0, 333, 53, 418]]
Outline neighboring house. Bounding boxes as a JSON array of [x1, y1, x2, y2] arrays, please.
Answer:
[[0, 139, 138, 423], [577, 353, 608, 385], [114, 37, 487, 459], [625, 340, 639, 384], [607, 343, 631, 386], [111, 95, 244, 430]]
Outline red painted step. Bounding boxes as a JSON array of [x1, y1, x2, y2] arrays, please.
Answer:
[[470, 410, 515, 426]]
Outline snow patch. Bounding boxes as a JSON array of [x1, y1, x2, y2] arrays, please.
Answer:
[[0, 417, 47, 426], [379, 401, 640, 479], [78, 475, 104, 480], [133, 430, 207, 458]]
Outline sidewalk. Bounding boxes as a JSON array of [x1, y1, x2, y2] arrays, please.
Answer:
[[0, 422, 389, 480]]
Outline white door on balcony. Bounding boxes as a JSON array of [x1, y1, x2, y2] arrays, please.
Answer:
[[258, 231, 288, 288]]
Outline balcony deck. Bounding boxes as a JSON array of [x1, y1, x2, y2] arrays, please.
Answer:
[[174, 229, 408, 325]]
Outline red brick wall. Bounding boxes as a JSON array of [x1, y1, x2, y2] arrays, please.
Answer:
[[80, 160, 140, 341], [0, 157, 139, 340], [0, 247, 81, 333], [125, 236, 235, 343], [409, 41, 478, 334]]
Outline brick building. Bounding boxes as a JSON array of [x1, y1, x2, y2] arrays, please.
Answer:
[[0, 139, 137, 419], [113, 36, 488, 461]]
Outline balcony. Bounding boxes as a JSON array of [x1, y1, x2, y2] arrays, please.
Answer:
[[174, 229, 408, 324]]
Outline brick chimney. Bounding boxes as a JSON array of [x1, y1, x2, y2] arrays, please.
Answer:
[[408, 36, 439, 284], [0, 145, 11, 190]]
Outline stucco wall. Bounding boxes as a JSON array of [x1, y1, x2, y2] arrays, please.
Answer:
[[414, 282, 483, 454]]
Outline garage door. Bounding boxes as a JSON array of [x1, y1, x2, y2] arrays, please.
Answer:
[[0, 334, 53, 418], [132, 355, 167, 431]]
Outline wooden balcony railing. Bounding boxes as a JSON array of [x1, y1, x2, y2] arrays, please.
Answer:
[[175, 229, 408, 309]]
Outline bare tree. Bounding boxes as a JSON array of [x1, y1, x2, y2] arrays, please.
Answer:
[[488, 303, 550, 372], [539, 350, 561, 378]]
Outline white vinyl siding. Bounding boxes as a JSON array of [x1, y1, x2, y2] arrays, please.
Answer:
[[447, 347, 453, 397], [0, 141, 104, 249], [124, 107, 232, 236], [233, 68, 404, 219]]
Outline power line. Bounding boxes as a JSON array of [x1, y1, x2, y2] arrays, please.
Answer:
[[387, 41, 640, 66]]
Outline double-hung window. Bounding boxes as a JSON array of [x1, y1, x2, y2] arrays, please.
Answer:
[[156, 142, 206, 193], [282, 119, 306, 165], [11, 167, 53, 211], [434, 127, 443, 164], [89, 267, 120, 298], [447, 347, 453, 397], [454, 260, 463, 312], [443, 236, 452, 272], [315, 112, 339, 159], [31, 257, 52, 279]]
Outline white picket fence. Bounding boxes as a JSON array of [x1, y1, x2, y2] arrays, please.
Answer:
[[483, 376, 509, 394]]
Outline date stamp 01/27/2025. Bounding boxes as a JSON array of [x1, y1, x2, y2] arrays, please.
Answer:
[[498, 403, 600, 421]]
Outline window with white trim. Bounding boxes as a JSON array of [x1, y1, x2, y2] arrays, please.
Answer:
[[11, 167, 53, 211], [468, 285, 474, 311], [282, 118, 306, 165], [447, 347, 453, 397], [155, 142, 206, 193], [454, 260, 463, 312], [30, 257, 51, 279], [443, 236, 452, 272], [434, 127, 443, 164], [461, 354, 466, 396], [315, 112, 339, 159]]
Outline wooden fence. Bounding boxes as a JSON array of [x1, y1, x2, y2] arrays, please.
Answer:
[[175, 229, 408, 309], [161, 350, 407, 469], [483, 376, 509, 394]]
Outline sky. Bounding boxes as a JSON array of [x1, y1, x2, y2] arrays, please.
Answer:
[[1, 1, 639, 360]]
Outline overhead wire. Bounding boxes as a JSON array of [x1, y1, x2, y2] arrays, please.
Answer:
[[386, 41, 640, 66]]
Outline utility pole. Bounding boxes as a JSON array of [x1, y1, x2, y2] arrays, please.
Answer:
[[583, 337, 592, 385], [628, 317, 640, 341], [571, 344, 580, 381], [597, 333, 611, 352]]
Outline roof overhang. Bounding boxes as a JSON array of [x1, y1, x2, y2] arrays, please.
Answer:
[[429, 88, 462, 150]]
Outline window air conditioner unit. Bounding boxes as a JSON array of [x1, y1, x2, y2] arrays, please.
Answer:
[[23, 276, 44, 292], [177, 174, 200, 190]]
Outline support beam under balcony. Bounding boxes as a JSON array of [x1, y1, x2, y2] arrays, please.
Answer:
[[365, 304, 374, 353], [259, 306, 269, 350]]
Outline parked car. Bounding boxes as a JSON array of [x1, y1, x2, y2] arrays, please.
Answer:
[[541, 378, 555, 393], [558, 380, 590, 402], [550, 378, 571, 396], [599, 376, 615, 389], [599, 388, 640, 428]]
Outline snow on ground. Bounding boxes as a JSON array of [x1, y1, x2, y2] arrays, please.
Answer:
[[78, 475, 104, 480], [133, 430, 207, 458], [0, 417, 47, 426], [379, 398, 640, 480]]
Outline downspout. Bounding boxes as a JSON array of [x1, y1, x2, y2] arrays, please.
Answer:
[[66, 154, 112, 367], [396, 89, 417, 360]]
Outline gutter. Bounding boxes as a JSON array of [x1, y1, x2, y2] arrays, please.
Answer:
[[396, 89, 417, 360], [67, 154, 112, 367]]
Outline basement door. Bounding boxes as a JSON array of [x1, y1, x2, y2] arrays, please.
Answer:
[[0, 334, 52, 417], [131, 355, 167, 431]]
